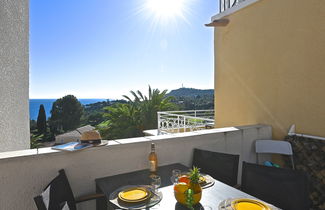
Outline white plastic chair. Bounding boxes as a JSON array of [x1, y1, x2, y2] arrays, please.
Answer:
[[255, 140, 295, 169]]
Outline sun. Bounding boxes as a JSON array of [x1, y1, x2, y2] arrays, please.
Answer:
[[143, 0, 190, 25], [145, 0, 186, 19]]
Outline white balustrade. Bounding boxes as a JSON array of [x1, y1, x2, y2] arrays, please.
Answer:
[[157, 110, 215, 134]]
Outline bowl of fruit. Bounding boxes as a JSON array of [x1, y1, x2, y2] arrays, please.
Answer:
[[174, 167, 202, 209]]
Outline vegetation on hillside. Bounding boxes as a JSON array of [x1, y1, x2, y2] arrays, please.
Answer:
[[30, 87, 214, 147], [168, 88, 214, 110], [80, 99, 127, 126], [167, 88, 213, 98], [30, 134, 43, 149]]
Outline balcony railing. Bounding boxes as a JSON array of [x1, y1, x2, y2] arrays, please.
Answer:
[[0, 124, 272, 209], [220, 0, 246, 13], [157, 110, 215, 135]]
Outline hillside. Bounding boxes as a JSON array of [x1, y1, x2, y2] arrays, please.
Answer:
[[30, 88, 214, 143], [81, 88, 214, 121], [167, 88, 214, 110], [167, 88, 214, 98]]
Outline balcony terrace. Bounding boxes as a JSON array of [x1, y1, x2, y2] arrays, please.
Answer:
[[1, 0, 324, 209], [0, 124, 271, 210]]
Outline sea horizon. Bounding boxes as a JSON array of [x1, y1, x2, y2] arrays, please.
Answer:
[[29, 98, 108, 120], [29, 98, 108, 100]]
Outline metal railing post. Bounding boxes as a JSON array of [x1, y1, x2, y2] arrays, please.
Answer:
[[157, 112, 161, 135], [177, 116, 180, 133], [220, 0, 245, 13]]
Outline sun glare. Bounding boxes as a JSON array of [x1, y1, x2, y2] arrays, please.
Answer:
[[143, 0, 191, 25], [146, 0, 185, 18]]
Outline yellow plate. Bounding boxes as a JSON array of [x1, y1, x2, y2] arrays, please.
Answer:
[[231, 198, 271, 210], [118, 187, 151, 203], [199, 176, 207, 184]]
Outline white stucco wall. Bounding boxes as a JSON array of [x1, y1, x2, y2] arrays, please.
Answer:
[[0, 125, 272, 210], [0, 0, 30, 152]]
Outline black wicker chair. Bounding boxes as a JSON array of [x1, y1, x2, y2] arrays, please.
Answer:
[[34, 169, 104, 210], [192, 148, 239, 187], [241, 162, 310, 210]]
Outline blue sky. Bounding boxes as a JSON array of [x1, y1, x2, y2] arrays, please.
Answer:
[[30, 0, 218, 99]]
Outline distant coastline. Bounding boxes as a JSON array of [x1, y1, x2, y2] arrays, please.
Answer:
[[29, 99, 106, 120]]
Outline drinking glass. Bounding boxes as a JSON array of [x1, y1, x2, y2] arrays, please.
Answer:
[[151, 175, 161, 193], [170, 169, 181, 184]]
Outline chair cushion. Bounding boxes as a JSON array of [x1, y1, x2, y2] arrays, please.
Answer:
[[61, 202, 70, 210]]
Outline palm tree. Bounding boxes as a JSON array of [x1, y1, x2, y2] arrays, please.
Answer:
[[123, 86, 177, 129], [99, 86, 177, 140], [100, 103, 143, 140]]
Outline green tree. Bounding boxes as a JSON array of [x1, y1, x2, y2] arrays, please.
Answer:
[[99, 86, 177, 139], [30, 120, 37, 133], [86, 112, 105, 126], [99, 103, 142, 139], [36, 104, 47, 134], [49, 95, 83, 133], [30, 134, 43, 149], [123, 86, 177, 129]]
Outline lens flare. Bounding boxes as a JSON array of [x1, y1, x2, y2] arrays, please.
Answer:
[[140, 0, 192, 26], [146, 0, 185, 19]]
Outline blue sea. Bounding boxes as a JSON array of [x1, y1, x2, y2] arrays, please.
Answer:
[[29, 99, 106, 120]]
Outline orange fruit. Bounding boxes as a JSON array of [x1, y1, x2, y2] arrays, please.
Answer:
[[178, 175, 190, 184], [174, 182, 189, 204], [174, 182, 189, 193]]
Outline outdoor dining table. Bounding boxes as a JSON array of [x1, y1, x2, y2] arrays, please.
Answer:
[[95, 163, 264, 210]]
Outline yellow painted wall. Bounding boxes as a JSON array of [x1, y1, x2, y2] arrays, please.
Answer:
[[214, 0, 325, 139]]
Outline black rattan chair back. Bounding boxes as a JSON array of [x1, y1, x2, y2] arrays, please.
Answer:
[[34, 169, 76, 210], [241, 162, 310, 210], [192, 148, 239, 186]]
